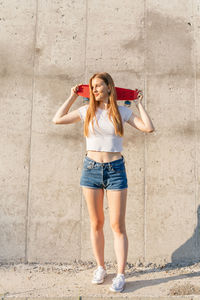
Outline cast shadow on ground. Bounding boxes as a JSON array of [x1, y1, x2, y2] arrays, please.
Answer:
[[96, 271, 200, 294], [124, 271, 200, 293]]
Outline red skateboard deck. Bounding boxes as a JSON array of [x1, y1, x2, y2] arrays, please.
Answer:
[[77, 85, 139, 100]]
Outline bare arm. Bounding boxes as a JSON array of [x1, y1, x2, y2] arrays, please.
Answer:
[[52, 84, 81, 124], [127, 91, 155, 133]]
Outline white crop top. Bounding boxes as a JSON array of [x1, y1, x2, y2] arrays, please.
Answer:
[[78, 104, 133, 152]]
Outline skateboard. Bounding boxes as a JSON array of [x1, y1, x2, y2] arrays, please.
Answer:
[[77, 84, 139, 106]]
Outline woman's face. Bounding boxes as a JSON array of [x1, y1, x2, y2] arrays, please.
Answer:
[[91, 77, 110, 102]]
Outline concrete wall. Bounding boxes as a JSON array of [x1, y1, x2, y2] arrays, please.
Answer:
[[0, 0, 199, 265]]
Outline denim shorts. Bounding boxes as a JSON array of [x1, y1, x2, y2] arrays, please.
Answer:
[[80, 154, 128, 190]]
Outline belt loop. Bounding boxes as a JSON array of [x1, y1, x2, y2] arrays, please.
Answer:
[[108, 162, 112, 171]]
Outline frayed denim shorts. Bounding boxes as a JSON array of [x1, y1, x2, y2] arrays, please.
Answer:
[[80, 154, 128, 190]]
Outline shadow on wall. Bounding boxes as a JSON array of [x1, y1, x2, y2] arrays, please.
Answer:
[[128, 206, 200, 278], [171, 205, 200, 265]]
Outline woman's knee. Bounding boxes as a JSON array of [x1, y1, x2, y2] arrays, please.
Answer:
[[91, 219, 104, 231], [110, 221, 126, 234]]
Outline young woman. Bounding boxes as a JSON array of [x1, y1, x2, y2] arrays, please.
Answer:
[[52, 72, 154, 292]]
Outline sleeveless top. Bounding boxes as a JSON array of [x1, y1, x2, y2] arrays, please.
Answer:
[[78, 104, 133, 152]]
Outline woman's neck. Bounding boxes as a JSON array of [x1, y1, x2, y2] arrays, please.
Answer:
[[97, 101, 110, 110]]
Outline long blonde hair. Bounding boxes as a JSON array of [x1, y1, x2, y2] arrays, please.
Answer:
[[84, 72, 124, 137]]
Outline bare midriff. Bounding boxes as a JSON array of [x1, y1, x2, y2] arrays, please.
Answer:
[[86, 150, 122, 163]]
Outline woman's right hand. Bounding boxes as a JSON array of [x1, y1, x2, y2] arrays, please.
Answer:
[[71, 84, 83, 97]]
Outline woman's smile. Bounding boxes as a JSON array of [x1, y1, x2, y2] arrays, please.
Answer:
[[92, 78, 110, 103]]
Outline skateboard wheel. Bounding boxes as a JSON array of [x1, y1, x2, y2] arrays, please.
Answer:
[[83, 97, 89, 103], [124, 100, 131, 107]]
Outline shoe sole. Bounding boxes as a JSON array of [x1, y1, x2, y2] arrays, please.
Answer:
[[92, 273, 107, 284], [109, 283, 125, 292]]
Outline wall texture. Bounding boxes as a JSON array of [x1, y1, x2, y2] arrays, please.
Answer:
[[0, 0, 199, 265]]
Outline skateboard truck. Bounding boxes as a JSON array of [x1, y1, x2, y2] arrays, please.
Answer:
[[124, 100, 131, 107], [83, 97, 89, 104], [82, 97, 132, 106]]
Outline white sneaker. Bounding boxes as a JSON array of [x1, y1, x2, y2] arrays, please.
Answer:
[[109, 274, 126, 292], [92, 266, 107, 284]]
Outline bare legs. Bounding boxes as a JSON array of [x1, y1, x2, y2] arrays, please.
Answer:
[[82, 188, 105, 268], [107, 188, 128, 274], [82, 187, 128, 274]]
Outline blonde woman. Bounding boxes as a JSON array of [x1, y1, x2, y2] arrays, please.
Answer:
[[52, 72, 154, 292]]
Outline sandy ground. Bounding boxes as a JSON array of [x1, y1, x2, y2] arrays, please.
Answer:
[[1, 261, 200, 299]]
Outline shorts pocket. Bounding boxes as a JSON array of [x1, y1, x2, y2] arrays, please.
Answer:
[[83, 161, 95, 170], [110, 164, 125, 173]]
